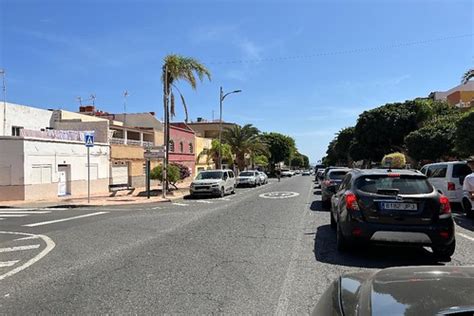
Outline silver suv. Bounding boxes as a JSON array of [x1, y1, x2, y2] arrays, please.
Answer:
[[190, 169, 236, 197]]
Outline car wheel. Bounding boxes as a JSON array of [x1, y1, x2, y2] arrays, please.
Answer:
[[432, 239, 456, 260], [254, 181, 257, 187], [231, 186, 236, 194], [336, 222, 348, 252], [330, 211, 336, 230], [220, 187, 225, 198]]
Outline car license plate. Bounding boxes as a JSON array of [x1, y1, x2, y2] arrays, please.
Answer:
[[381, 202, 417, 211]]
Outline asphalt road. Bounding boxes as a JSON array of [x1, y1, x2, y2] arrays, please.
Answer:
[[1, 176, 474, 314]]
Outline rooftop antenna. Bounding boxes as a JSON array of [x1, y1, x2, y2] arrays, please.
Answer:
[[90, 94, 96, 106], [123, 90, 129, 126], [76, 96, 83, 106]]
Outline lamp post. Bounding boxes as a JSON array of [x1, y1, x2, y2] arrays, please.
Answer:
[[218, 86, 241, 169]]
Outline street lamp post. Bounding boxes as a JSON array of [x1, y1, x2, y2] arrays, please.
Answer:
[[218, 87, 241, 169]]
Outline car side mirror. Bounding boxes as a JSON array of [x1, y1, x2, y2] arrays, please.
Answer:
[[437, 189, 443, 194]]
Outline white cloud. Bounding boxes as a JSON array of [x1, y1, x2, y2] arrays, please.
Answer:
[[236, 38, 262, 60]]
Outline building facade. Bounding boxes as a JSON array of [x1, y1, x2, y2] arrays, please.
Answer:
[[195, 136, 214, 174], [169, 123, 196, 179], [431, 81, 474, 109], [0, 103, 110, 201]]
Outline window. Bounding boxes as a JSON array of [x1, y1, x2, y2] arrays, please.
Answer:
[[179, 142, 184, 153], [189, 143, 193, 154], [31, 164, 52, 184], [169, 140, 175, 152], [11, 126, 23, 136], [452, 164, 472, 178], [355, 175, 433, 194], [222, 172, 228, 180], [428, 165, 447, 178], [229, 171, 235, 178]]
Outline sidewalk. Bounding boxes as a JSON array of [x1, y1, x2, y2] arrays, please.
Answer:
[[0, 182, 191, 209]]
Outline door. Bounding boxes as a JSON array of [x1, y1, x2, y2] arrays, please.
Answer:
[[58, 165, 70, 196], [111, 162, 129, 186], [426, 164, 448, 194]]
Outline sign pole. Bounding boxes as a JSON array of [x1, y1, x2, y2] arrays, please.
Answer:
[[87, 146, 90, 204], [146, 159, 151, 199]]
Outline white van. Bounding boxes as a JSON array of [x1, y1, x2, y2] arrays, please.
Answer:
[[420, 161, 472, 205], [190, 169, 236, 197]]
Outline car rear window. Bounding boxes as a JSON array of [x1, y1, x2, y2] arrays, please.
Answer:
[[329, 171, 348, 180], [355, 175, 433, 194], [452, 164, 472, 178], [239, 171, 255, 176]]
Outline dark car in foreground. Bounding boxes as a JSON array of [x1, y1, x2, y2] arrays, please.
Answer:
[[321, 168, 351, 209], [313, 266, 474, 316], [330, 169, 456, 259]]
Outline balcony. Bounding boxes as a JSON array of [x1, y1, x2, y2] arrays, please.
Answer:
[[110, 137, 153, 147]]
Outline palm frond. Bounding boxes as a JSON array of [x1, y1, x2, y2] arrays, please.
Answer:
[[461, 68, 474, 84]]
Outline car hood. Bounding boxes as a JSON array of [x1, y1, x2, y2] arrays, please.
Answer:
[[339, 266, 474, 316], [192, 179, 221, 185]]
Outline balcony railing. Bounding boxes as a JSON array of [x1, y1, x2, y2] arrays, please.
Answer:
[[110, 137, 153, 147]]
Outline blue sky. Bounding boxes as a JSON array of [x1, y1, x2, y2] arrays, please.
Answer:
[[1, 0, 472, 163]]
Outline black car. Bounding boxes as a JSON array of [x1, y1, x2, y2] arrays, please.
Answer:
[[313, 266, 474, 316], [330, 169, 456, 258], [321, 168, 351, 209]]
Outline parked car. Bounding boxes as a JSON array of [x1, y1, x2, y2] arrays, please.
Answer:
[[330, 169, 456, 258], [321, 168, 351, 208], [420, 161, 472, 210], [314, 164, 325, 181], [236, 170, 260, 187], [281, 169, 293, 177], [316, 170, 325, 181], [190, 169, 236, 197], [258, 171, 268, 184], [313, 266, 474, 316], [302, 170, 311, 176]]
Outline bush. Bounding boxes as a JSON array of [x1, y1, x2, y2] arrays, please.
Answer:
[[171, 163, 191, 180], [150, 164, 180, 184], [455, 111, 474, 157], [381, 152, 406, 169]]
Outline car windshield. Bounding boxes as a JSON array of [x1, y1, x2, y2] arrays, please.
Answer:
[[329, 171, 348, 180], [239, 172, 255, 177], [196, 171, 223, 180], [355, 175, 433, 194]]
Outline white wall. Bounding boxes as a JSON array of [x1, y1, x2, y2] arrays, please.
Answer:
[[22, 139, 110, 184], [0, 102, 54, 136]]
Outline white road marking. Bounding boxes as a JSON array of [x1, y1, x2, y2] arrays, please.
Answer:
[[0, 244, 40, 253], [0, 210, 51, 214], [0, 214, 28, 217], [14, 235, 40, 241], [0, 260, 20, 267], [38, 208, 69, 211], [172, 203, 189, 206], [0, 231, 55, 281], [0, 218, 3, 220], [23, 211, 108, 227], [152, 206, 162, 209], [260, 191, 300, 199], [217, 198, 231, 201], [195, 200, 213, 204], [457, 232, 474, 241], [0, 208, 35, 211]]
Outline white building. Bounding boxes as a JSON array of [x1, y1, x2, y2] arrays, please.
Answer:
[[0, 102, 110, 201]]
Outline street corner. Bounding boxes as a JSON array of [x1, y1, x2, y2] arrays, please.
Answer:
[[0, 231, 55, 282], [259, 191, 300, 199]]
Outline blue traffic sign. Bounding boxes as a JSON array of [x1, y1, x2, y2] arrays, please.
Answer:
[[84, 133, 94, 147]]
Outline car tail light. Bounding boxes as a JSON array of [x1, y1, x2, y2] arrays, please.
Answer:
[[345, 192, 359, 211], [447, 182, 455, 191], [439, 231, 450, 239], [439, 195, 451, 216]]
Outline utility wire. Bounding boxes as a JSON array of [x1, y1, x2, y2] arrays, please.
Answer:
[[206, 33, 473, 65]]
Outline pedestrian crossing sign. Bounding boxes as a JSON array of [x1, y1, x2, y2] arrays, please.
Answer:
[[84, 133, 94, 147]]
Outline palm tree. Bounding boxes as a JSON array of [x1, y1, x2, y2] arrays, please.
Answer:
[[162, 54, 211, 192], [461, 68, 474, 84], [222, 124, 267, 171], [197, 140, 233, 168]]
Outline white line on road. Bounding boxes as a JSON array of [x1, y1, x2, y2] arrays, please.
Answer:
[[172, 203, 189, 206], [0, 214, 28, 217], [457, 232, 474, 241], [0, 231, 55, 281], [0, 260, 20, 267], [14, 235, 40, 241], [152, 206, 162, 209], [0, 244, 40, 253], [195, 200, 213, 204], [23, 211, 109, 227], [0, 210, 51, 214]]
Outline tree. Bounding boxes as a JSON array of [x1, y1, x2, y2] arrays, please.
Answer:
[[150, 164, 180, 188], [405, 113, 461, 162], [461, 68, 474, 84], [253, 154, 269, 167], [455, 111, 474, 157], [222, 124, 266, 171], [261, 132, 296, 172], [353, 100, 432, 161], [197, 139, 233, 168], [162, 54, 211, 192], [171, 163, 191, 180]]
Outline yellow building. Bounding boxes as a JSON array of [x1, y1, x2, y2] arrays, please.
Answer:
[[195, 136, 214, 174]]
